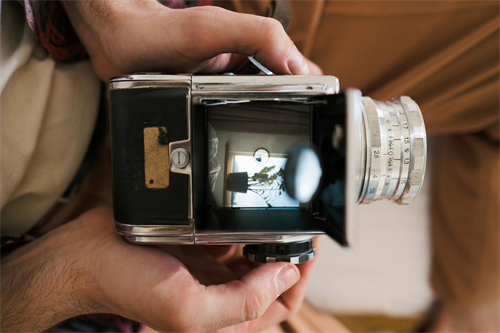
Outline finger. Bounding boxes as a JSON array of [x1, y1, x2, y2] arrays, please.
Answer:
[[278, 236, 322, 309], [307, 59, 324, 75], [168, 6, 310, 75], [192, 262, 300, 331], [226, 237, 320, 309], [199, 54, 322, 76], [226, 237, 322, 332], [198, 245, 236, 260], [195, 53, 248, 74], [192, 53, 235, 74], [215, 298, 292, 333], [225, 257, 257, 279], [160, 245, 234, 261], [159, 245, 238, 285]]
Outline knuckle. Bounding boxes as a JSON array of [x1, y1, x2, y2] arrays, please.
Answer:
[[259, 17, 284, 40], [190, 5, 226, 30], [256, 17, 294, 61], [259, 17, 290, 48], [203, 5, 226, 17], [243, 288, 270, 321]]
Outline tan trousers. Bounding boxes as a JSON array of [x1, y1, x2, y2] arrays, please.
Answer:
[[286, 0, 499, 307]]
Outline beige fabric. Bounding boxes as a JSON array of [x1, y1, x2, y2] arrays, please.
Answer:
[[0, 1, 101, 235]]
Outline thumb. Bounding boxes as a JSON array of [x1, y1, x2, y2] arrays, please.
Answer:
[[200, 263, 300, 330]]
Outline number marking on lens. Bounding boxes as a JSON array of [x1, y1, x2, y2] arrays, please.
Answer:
[[359, 96, 426, 204]]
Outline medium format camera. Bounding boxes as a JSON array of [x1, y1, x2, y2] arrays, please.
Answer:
[[109, 74, 427, 263]]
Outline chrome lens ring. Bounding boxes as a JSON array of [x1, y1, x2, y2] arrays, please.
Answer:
[[395, 96, 427, 204], [359, 96, 426, 205], [360, 97, 387, 203]]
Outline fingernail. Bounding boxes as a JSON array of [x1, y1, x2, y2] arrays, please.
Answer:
[[287, 46, 310, 75], [276, 265, 299, 296]]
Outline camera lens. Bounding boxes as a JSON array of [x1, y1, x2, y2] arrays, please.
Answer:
[[359, 96, 426, 204]]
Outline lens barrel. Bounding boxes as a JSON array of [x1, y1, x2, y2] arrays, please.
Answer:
[[359, 96, 426, 204]]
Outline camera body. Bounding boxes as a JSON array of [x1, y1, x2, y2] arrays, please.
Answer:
[[109, 74, 426, 263]]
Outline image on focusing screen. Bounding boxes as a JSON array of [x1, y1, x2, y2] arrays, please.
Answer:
[[207, 102, 311, 208]]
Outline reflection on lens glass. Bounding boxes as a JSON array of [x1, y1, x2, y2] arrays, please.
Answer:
[[293, 148, 322, 203], [284, 144, 322, 203]]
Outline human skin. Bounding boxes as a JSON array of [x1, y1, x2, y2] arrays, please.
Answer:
[[1, 207, 320, 332], [60, 0, 322, 81], [1, 1, 324, 331]]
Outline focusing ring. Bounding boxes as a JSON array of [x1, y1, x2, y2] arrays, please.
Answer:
[[359, 96, 426, 205]]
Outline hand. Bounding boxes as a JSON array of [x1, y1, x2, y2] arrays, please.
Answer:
[[1, 207, 319, 332], [160, 239, 320, 332], [60, 0, 320, 81]]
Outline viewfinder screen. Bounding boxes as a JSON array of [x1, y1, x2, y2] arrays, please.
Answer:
[[206, 102, 311, 208]]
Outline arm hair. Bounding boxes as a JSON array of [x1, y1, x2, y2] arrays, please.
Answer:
[[1, 250, 103, 332]]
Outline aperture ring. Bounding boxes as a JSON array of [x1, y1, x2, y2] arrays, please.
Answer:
[[395, 96, 427, 204], [360, 97, 387, 203]]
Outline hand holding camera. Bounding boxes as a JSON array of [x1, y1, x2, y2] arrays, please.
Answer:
[[2, 2, 327, 331], [2, 0, 426, 330], [2, 207, 320, 332], [60, 0, 320, 81]]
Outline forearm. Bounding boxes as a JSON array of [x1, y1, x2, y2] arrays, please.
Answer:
[[60, 0, 123, 79], [1, 245, 102, 331]]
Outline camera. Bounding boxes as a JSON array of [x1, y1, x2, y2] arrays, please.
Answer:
[[109, 74, 427, 263]]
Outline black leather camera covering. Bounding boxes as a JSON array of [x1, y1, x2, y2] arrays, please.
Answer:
[[110, 87, 190, 225]]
